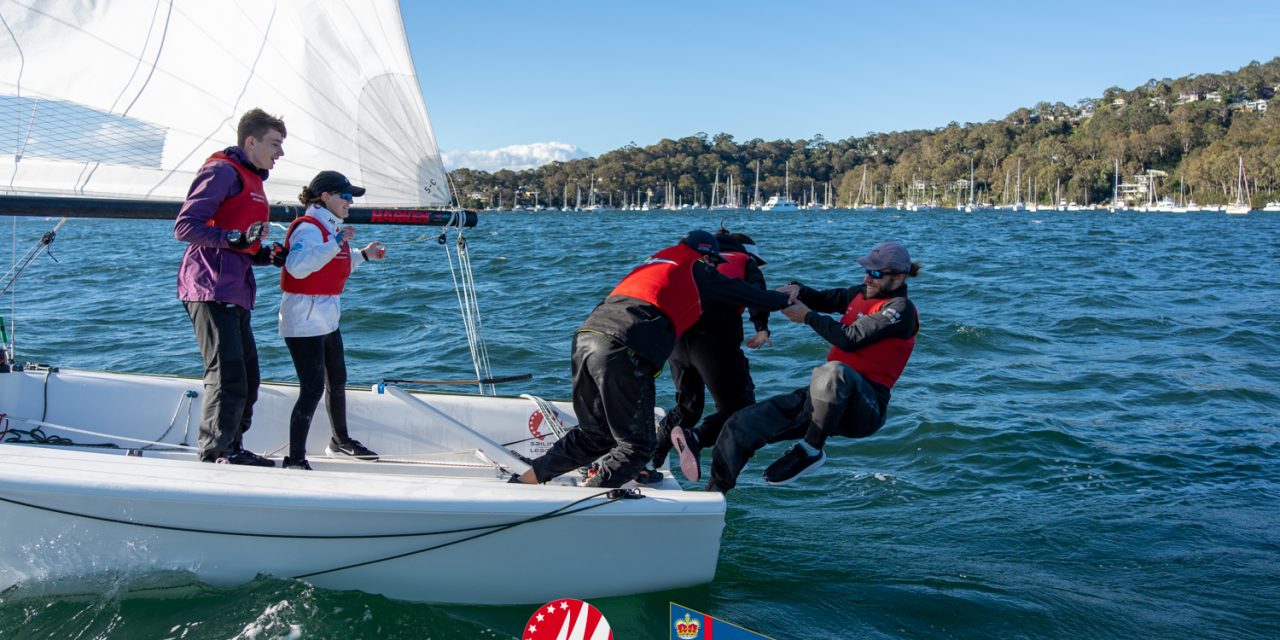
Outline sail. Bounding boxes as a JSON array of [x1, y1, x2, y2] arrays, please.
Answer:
[[0, 0, 450, 208]]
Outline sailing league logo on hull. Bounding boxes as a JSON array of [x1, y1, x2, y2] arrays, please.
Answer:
[[524, 599, 611, 640], [526, 406, 564, 455]]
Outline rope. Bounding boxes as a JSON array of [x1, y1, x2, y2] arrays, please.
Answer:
[[0, 414, 197, 451], [143, 390, 198, 450], [292, 490, 639, 579], [0, 489, 621, 540], [439, 216, 495, 395]]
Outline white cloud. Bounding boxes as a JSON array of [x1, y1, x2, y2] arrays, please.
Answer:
[[442, 141, 589, 172]]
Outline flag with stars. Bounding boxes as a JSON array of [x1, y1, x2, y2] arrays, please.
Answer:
[[670, 603, 773, 639], [524, 598, 612, 640]]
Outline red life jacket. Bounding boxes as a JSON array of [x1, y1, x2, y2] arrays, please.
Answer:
[[201, 151, 269, 254], [279, 216, 351, 295], [609, 243, 704, 336], [716, 251, 750, 314], [826, 293, 918, 389]]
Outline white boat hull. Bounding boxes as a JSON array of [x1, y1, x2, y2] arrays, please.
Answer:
[[0, 369, 724, 605]]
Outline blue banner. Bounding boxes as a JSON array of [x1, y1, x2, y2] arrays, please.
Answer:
[[670, 603, 773, 639]]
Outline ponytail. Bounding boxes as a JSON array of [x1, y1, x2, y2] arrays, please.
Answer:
[[298, 186, 323, 206]]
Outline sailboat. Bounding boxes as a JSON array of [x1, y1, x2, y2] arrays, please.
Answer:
[[749, 161, 763, 210], [1225, 156, 1252, 215], [0, 0, 723, 606]]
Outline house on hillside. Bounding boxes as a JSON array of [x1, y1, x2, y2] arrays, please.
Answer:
[[1176, 93, 1199, 104], [1240, 99, 1268, 113]]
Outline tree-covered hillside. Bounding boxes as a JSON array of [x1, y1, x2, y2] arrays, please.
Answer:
[[448, 58, 1280, 210]]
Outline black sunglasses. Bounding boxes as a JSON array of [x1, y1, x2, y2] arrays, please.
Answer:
[[866, 269, 900, 279]]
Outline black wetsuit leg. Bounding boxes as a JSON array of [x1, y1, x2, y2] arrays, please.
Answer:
[[284, 329, 348, 460], [804, 361, 885, 447], [531, 332, 657, 487], [664, 336, 705, 431], [707, 388, 810, 492], [691, 333, 756, 446]]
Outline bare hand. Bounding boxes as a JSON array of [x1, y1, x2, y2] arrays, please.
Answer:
[[745, 330, 772, 349], [362, 241, 387, 260], [782, 302, 810, 323], [775, 284, 800, 304], [338, 226, 356, 243]]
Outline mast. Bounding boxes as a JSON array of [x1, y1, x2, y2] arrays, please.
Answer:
[[1113, 158, 1119, 211], [968, 157, 975, 206], [856, 166, 867, 207], [754, 161, 761, 207]]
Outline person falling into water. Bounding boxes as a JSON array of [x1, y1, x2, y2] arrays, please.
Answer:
[[705, 241, 921, 492], [651, 229, 775, 483], [512, 230, 794, 488], [174, 108, 287, 467], [277, 171, 388, 470]]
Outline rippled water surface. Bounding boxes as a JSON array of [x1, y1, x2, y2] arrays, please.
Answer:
[[1, 209, 1277, 639]]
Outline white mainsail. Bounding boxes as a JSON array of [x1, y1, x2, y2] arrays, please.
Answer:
[[0, 0, 450, 207]]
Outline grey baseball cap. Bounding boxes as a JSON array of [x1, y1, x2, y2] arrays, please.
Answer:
[[856, 241, 912, 273]]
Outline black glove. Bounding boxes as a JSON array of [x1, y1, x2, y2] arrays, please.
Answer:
[[270, 242, 288, 267], [228, 220, 266, 250]]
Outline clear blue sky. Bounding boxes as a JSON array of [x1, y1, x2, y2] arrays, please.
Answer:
[[402, 0, 1280, 160]]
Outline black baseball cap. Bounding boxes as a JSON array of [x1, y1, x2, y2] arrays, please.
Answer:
[[308, 170, 366, 197], [682, 229, 724, 263]]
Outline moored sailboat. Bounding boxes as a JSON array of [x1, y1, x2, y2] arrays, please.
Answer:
[[1225, 156, 1252, 215]]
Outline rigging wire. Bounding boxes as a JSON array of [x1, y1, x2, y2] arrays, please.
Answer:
[[438, 210, 495, 395], [1, 218, 66, 367]]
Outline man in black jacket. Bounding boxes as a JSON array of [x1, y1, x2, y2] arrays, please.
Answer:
[[705, 241, 921, 493], [513, 230, 794, 488], [653, 231, 774, 483]]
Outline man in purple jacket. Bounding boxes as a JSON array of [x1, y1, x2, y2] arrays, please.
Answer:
[[174, 108, 286, 466]]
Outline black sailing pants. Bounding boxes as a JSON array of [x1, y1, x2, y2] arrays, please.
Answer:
[[184, 301, 260, 460], [530, 331, 657, 488], [663, 330, 756, 446], [708, 361, 885, 492], [284, 329, 350, 461]]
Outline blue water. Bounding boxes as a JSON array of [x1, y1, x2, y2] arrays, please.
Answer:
[[1, 209, 1278, 639]]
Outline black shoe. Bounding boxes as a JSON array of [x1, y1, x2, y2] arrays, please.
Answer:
[[224, 448, 276, 467], [326, 439, 378, 460], [282, 456, 313, 470], [762, 444, 825, 485], [650, 419, 675, 468], [635, 467, 664, 485], [670, 426, 702, 482]]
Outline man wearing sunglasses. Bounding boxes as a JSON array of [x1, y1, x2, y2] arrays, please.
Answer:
[[512, 230, 795, 488], [705, 241, 921, 492]]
